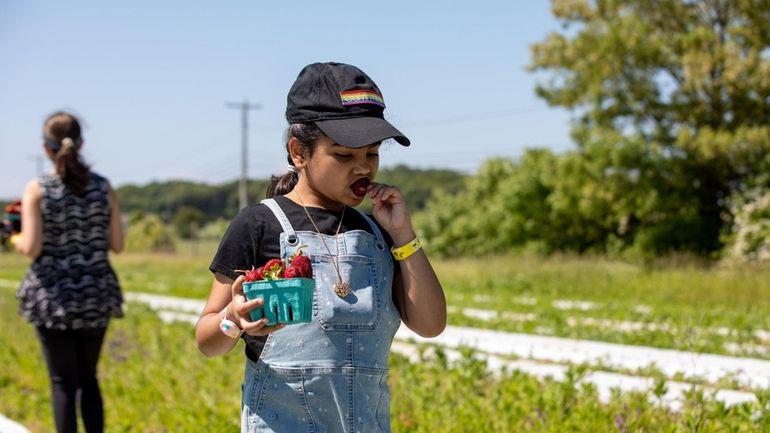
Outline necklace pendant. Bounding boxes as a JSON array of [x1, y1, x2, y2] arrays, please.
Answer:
[[333, 281, 350, 298]]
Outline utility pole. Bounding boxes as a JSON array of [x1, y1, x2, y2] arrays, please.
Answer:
[[226, 100, 262, 209], [29, 155, 44, 176]]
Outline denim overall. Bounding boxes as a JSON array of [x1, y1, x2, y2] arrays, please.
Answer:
[[241, 199, 401, 433]]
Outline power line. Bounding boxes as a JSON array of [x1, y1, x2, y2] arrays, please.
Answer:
[[397, 105, 553, 128], [119, 129, 241, 177]]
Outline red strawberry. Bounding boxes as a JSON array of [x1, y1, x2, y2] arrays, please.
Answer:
[[290, 255, 313, 278], [244, 266, 264, 282], [262, 258, 285, 280], [264, 258, 283, 268], [283, 266, 301, 279], [239, 265, 264, 282]]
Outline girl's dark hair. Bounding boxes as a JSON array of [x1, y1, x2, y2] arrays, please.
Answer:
[[43, 112, 91, 196], [266, 122, 324, 197]]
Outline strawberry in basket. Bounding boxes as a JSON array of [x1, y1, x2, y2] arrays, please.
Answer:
[[284, 250, 312, 279], [239, 248, 313, 282], [238, 247, 316, 326]]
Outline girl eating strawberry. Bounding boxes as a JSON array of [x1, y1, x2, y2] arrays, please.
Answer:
[[195, 62, 446, 433]]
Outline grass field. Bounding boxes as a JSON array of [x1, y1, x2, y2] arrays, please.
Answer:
[[2, 251, 770, 431], [437, 254, 770, 359]]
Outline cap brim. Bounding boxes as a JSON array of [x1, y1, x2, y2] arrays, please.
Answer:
[[315, 117, 410, 148]]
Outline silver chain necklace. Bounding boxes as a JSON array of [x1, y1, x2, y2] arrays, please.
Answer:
[[297, 195, 350, 298]]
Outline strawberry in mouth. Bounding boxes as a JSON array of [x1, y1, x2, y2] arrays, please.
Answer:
[[351, 177, 371, 197]]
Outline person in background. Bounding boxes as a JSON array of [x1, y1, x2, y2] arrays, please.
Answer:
[[1, 199, 22, 249], [15, 111, 124, 433], [196, 62, 447, 432]]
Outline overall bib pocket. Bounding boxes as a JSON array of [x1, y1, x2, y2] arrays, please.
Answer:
[[312, 254, 381, 331]]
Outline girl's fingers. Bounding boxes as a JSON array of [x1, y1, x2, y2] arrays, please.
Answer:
[[241, 319, 286, 336], [230, 276, 269, 323], [237, 297, 264, 317], [231, 275, 246, 297], [367, 182, 386, 197], [235, 297, 287, 335], [368, 183, 401, 203]]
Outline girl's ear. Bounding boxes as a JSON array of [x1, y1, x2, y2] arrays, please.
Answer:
[[288, 137, 308, 168]]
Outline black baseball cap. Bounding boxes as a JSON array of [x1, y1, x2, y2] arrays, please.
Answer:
[[286, 62, 410, 148]]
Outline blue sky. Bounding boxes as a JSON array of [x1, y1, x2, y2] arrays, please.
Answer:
[[0, 1, 573, 199]]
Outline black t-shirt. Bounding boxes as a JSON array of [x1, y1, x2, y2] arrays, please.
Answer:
[[210, 195, 397, 361]]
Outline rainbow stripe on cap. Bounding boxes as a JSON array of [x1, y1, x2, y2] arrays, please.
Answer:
[[340, 90, 385, 107]]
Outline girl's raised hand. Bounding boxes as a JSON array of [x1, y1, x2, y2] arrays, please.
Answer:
[[367, 182, 415, 241], [230, 275, 286, 336]]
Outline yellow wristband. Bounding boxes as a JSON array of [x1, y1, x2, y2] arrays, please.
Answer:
[[390, 237, 422, 261]]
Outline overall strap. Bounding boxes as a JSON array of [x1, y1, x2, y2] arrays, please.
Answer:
[[354, 209, 387, 246], [260, 199, 297, 241], [262, 198, 386, 247]]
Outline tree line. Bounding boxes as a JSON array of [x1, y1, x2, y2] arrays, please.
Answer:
[[114, 165, 467, 241]]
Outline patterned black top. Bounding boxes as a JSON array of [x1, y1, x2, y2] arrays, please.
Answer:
[[17, 172, 123, 330]]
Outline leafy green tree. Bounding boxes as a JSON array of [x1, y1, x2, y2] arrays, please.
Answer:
[[530, 0, 770, 254], [198, 218, 230, 241], [416, 153, 557, 257], [172, 206, 207, 239], [547, 130, 715, 256], [125, 212, 175, 252]]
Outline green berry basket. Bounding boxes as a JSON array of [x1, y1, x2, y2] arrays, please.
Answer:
[[243, 277, 315, 325]]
